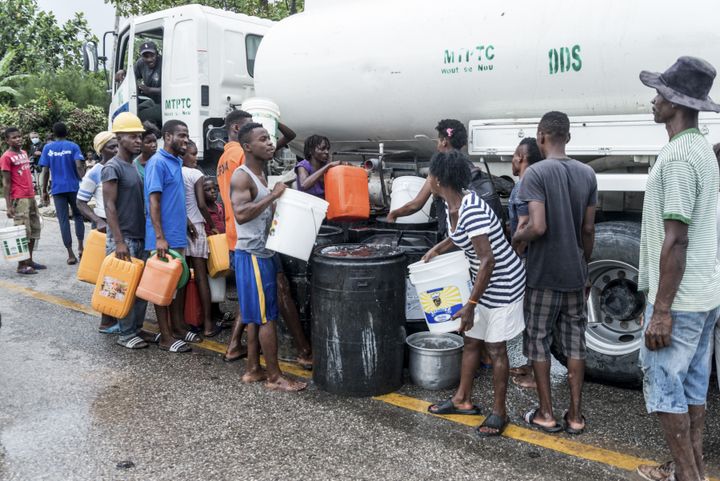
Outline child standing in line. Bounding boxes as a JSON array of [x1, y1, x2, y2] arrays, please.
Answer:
[[182, 141, 220, 338], [203, 177, 224, 237], [202, 176, 231, 326]]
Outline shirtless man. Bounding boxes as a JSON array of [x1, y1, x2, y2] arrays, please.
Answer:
[[229, 122, 306, 392]]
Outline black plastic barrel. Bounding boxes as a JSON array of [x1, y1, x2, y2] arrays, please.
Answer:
[[276, 225, 345, 359], [312, 244, 406, 397]]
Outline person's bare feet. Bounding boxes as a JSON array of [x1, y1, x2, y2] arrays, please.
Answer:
[[265, 375, 307, 392], [242, 368, 267, 383], [296, 352, 313, 369], [224, 345, 248, 362], [512, 373, 537, 389], [509, 364, 533, 377]]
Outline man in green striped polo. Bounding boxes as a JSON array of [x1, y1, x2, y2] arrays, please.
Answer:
[[636, 57, 720, 481]]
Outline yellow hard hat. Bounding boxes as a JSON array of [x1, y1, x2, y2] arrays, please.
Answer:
[[111, 112, 144, 133]]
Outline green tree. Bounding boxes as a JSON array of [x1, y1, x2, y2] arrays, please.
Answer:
[[0, 51, 30, 103], [106, 0, 303, 20], [0, 0, 95, 76]]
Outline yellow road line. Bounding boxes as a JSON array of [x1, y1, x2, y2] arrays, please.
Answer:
[[5, 280, 717, 480], [374, 393, 695, 476], [0, 280, 100, 317], [141, 325, 312, 379]]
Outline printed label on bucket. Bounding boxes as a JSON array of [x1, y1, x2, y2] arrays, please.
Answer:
[[419, 286, 463, 324], [268, 211, 280, 238], [99, 276, 129, 301]]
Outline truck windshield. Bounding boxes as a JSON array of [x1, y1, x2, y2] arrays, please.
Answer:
[[246, 34, 263, 78]]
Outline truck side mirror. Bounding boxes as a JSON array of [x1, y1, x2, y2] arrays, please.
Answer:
[[82, 41, 99, 72]]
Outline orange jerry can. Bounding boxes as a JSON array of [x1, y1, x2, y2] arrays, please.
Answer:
[[92, 254, 145, 318], [77, 230, 107, 284], [136, 254, 183, 306], [207, 233, 230, 277], [325, 165, 370, 221]]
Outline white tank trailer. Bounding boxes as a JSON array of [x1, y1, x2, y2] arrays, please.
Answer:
[[255, 0, 720, 384]]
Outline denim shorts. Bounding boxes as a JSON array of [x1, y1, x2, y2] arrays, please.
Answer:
[[640, 302, 720, 414], [106, 236, 147, 260]]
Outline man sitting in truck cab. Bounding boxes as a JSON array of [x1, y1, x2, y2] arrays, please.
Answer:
[[134, 41, 162, 127]]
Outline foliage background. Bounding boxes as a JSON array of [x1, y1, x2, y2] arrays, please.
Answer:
[[0, 0, 303, 154], [107, 0, 303, 20], [0, 0, 105, 153]]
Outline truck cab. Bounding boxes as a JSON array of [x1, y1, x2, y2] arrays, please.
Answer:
[[107, 4, 272, 170]]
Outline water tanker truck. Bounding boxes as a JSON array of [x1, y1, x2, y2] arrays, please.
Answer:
[[94, 0, 720, 384]]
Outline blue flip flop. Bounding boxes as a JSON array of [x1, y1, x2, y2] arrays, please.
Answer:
[[99, 323, 120, 334]]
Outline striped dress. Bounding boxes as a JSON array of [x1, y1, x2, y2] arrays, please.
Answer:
[[447, 192, 526, 308]]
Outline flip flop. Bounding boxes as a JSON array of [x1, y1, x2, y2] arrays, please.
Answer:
[[98, 323, 121, 334], [475, 413, 510, 438], [523, 407, 563, 433], [66, 257, 78, 265], [562, 410, 587, 435], [17, 265, 37, 275], [203, 325, 223, 338], [30, 262, 47, 270], [159, 340, 191, 353], [428, 399, 483, 415]]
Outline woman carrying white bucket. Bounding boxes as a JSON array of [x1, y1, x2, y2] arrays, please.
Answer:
[[423, 150, 526, 438]]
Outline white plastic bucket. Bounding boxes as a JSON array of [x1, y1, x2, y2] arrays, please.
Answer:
[[390, 176, 432, 224], [408, 251, 472, 333], [208, 275, 226, 303], [242, 97, 281, 146], [266, 188, 329, 261], [0, 225, 29, 262]]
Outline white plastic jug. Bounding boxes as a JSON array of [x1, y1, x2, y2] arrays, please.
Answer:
[[242, 97, 281, 146], [390, 176, 432, 224], [0, 225, 29, 262], [408, 251, 472, 333], [266, 188, 329, 261], [208, 274, 226, 303]]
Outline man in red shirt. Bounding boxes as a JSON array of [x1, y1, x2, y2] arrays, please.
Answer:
[[1, 127, 44, 274]]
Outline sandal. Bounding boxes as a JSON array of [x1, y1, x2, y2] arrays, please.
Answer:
[[66, 257, 78, 265], [17, 265, 37, 275], [523, 407, 563, 433], [176, 331, 201, 343], [475, 413, 509, 438], [116, 336, 149, 350], [562, 410, 586, 435], [159, 340, 191, 353], [428, 399, 482, 415], [636, 461, 675, 481], [30, 262, 47, 270]]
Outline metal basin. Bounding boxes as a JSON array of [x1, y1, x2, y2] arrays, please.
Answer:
[[406, 332, 463, 390]]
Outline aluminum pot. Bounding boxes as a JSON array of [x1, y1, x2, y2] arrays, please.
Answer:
[[406, 332, 463, 390]]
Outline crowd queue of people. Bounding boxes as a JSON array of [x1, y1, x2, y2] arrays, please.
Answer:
[[2, 56, 720, 481]]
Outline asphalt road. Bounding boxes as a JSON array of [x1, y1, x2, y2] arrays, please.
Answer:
[[1, 206, 720, 481]]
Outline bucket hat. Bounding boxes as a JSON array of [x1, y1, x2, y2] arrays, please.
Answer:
[[640, 56, 720, 113]]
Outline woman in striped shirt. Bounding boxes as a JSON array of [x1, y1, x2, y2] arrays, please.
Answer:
[[424, 150, 526, 438]]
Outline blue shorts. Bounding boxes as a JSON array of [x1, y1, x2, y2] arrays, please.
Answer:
[[640, 303, 720, 414], [234, 250, 278, 325]]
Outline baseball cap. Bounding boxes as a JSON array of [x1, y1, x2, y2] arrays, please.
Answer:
[[139, 41, 157, 55]]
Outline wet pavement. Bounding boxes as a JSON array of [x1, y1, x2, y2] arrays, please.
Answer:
[[2, 207, 720, 481]]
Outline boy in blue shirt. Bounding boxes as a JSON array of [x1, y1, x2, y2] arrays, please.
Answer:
[[39, 122, 85, 264]]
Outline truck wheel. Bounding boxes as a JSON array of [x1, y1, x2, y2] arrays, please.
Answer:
[[550, 221, 645, 386]]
